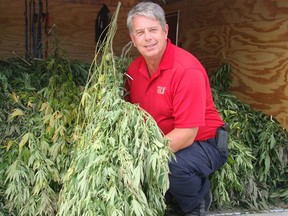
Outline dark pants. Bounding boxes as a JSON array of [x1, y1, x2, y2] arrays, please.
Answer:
[[167, 138, 228, 213]]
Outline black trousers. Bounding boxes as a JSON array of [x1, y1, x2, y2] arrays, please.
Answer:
[[167, 138, 228, 213]]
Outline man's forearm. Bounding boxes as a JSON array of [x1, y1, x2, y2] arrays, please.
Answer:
[[165, 127, 199, 153]]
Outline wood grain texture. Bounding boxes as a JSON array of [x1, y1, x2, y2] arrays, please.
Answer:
[[0, 0, 287, 128], [0, 1, 25, 57], [0, 0, 138, 62], [165, 0, 288, 129], [226, 17, 288, 129]]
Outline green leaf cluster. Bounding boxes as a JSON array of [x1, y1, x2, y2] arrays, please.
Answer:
[[0, 3, 171, 216], [57, 4, 171, 215], [0, 53, 89, 215], [210, 64, 288, 210], [1, 3, 287, 215]]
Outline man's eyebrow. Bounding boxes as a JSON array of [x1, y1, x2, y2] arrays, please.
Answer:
[[135, 26, 159, 31]]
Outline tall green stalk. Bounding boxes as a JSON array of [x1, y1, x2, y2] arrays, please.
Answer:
[[57, 3, 172, 216]]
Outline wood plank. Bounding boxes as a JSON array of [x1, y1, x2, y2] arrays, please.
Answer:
[[165, 0, 288, 27], [0, 1, 25, 58], [227, 17, 288, 128], [0, 0, 287, 128], [164, 0, 288, 128]]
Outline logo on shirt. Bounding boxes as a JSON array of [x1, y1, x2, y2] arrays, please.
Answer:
[[157, 86, 166, 95]]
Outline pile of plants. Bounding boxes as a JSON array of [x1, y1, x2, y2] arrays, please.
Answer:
[[0, 4, 287, 216], [0, 4, 171, 216], [210, 64, 288, 210]]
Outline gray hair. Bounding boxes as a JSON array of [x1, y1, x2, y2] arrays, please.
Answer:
[[127, 1, 166, 33]]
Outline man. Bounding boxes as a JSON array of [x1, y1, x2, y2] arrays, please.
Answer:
[[125, 2, 229, 215]]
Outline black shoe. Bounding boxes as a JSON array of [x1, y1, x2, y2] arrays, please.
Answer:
[[164, 192, 182, 216], [164, 204, 182, 216], [185, 190, 212, 216]]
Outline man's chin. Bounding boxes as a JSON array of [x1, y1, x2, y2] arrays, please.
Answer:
[[143, 51, 158, 59]]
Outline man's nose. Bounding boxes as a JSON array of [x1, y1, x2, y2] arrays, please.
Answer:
[[144, 30, 152, 40]]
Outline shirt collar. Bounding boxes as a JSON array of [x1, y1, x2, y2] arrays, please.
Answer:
[[159, 38, 174, 71]]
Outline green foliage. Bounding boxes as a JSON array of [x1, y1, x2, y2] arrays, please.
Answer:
[[210, 63, 288, 209], [1, 5, 287, 216], [0, 56, 89, 215], [57, 4, 171, 215], [0, 3, 170, 216]]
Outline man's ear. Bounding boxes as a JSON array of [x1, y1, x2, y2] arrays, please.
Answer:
[[130, 34, 136, 46], [165, 24, 169, 38]]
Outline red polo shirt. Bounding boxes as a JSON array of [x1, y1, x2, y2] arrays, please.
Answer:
[[125, 39, 224, 141]]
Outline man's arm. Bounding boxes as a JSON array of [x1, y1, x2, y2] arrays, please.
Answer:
[[165, 127, 199, 153]]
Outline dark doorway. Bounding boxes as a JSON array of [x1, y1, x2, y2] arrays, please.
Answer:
[[166, 10, 179, 46]]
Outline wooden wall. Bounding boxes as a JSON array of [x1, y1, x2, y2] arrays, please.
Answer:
[[0, 0, 287, 129], [0, 0, 128, 62], [164, 0, 288, 129]]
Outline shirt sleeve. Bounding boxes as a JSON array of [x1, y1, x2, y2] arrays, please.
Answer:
[[173, 68, 206, 128]]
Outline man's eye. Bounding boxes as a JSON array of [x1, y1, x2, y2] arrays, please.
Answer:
[[136, 31, 144, 36]]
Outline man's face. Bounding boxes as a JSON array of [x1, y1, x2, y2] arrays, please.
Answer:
[[130, 15, 168, 60]]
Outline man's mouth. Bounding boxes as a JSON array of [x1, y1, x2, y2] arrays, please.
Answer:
[[144, 43, 156, 49]]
